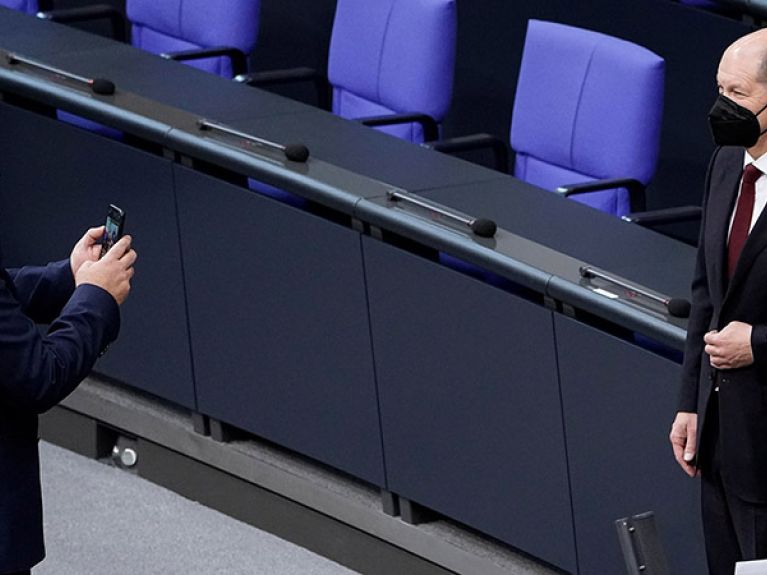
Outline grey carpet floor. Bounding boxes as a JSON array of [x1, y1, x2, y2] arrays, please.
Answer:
[[35, 441, 360, 575]]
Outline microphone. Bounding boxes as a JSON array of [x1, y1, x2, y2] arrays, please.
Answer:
[[387, 189, 497, 238], [666, 298, 691, 319], [283, 143, 310, 163], [579, 266, 691, 318], [197, 119, 310, 163], [470, 218, 497, 238], [6, 53, 116, 95], [90, 78, 116, 95]]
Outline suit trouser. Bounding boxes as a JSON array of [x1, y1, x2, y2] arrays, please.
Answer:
[[701, 391, 767, 575]]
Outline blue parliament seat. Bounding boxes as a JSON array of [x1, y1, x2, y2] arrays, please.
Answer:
[[238, 0, 456, 145], [511, 20, 664, 217], [241, 0, 456, 206], [431, 20, 665, 219]]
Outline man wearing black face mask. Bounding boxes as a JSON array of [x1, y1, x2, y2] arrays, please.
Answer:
[[670, 28, 767, 575]]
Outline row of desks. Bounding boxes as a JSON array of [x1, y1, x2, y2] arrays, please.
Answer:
[[0, 7, 702, 574]]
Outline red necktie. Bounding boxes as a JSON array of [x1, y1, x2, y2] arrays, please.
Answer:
[[728, 163, 762, 279]]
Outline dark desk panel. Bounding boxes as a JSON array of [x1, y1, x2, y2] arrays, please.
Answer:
[[0, 102, 195, 408], [176, 167, 384, 486], [421, 180, 696, 301], [555, 315, 705, 575], [363, 236, 576, 573], [0, 7, 117, 57], [227, 113, 507, 192], [39, 45, 310, 121]]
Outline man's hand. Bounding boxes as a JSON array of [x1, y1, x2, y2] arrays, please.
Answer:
[[70, 226, 105, 278], [704, 321, 754, 369], [670, 411, 698, 477], [75, 235, 136, 305]]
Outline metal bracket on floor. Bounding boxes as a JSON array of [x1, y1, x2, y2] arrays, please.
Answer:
[[192, 412, 210, 436], [209, 418, 238, 443], [400, 497, 436, 526], [381, 489, 400, 517]]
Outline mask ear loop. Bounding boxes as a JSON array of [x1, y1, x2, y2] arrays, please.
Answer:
[[753, 100, 767, 138]]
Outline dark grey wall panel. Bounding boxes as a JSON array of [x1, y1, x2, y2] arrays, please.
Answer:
[[363, 236, 576, 573], [0, 102, 195, 408], [175, 167, 384, 486], [555, 315, 704, 575]]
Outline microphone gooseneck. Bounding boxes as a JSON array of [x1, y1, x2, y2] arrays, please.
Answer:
[[387, 190, 497, 238], [7, 53, 116, 95], [197, 120, 310, 163], [580, 266, 690, 318]]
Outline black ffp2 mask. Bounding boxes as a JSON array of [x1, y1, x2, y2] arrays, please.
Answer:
[[708, 94, 767, 147]]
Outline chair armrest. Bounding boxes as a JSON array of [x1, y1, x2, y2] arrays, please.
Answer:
[[357, 113, 439, 143], [621, 205, 702, 226], [37, 5, 127, 42], [234, 67, 331, 110], [425, 133, 509, 173], [556, 178, 646, 212], [161, 46, 247, 77]]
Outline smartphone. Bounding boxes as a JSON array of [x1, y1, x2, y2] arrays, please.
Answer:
[[100, 204, 125, 259]]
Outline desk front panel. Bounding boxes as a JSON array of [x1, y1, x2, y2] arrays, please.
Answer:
[[176, 167, 385, 486], [363, 236, 577, 573], [555, 315, 705, 575], [0, 101, 195, 407]]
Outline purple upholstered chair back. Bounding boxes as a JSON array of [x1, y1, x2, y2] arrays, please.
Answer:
[[511, 20, 664, 217], [0, 0, 38, 14], [327, 0, 456, 144], [127, 0, 260, 78]]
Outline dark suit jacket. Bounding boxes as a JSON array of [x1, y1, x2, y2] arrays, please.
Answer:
[[0, 258, 119, 572], [679, 145, 767, 503]]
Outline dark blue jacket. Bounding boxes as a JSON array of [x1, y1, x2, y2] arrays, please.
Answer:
[[0, 259, 119, 572]]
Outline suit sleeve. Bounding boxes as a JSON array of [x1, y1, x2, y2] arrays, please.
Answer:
[[677, 148, 719, 413], [0, 270, 120, 414], [7, 259, 76, 324]]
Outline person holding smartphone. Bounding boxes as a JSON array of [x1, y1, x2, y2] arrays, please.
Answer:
[[0, 222, 137, 575]]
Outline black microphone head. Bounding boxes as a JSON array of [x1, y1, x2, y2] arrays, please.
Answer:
[[284, 143, 310, 163], [667, 298, 691, 318], [470, 218, 497, 238], [91, 78, 116, 95]]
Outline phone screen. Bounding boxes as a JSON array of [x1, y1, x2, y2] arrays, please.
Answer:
[[100, 204, 125, 259]]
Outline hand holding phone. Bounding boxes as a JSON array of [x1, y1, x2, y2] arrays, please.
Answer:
[[100, 204, 125, 259]]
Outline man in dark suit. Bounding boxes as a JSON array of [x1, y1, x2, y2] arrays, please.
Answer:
[[670, 28, 767, 575], [0, 225, 136, 575]]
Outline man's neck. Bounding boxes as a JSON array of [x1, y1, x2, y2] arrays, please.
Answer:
[[747, 137, 767, 160]]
